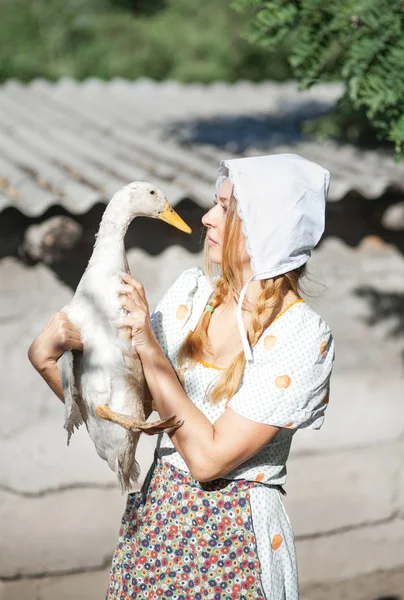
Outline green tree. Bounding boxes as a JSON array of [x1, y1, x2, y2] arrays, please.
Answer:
[[0, 0, 292, 83], [234, 0, 404, 159]]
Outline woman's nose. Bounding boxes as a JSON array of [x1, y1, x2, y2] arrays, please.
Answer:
[[202, 206, 216, 228]]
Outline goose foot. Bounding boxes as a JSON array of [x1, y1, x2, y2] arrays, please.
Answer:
[[96, 404, 184, 435]]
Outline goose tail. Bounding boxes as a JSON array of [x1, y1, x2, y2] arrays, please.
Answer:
[[58, 350, 83, 445], [116, 432, 141, 493]]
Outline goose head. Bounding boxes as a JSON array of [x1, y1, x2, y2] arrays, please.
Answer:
[[112, 181, 192, 234]]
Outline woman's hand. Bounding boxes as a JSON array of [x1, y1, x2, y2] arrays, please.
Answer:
[[28, 312, 83, 372], [117, 273, 157, 352]]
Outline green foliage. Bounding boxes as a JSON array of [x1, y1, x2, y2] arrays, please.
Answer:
[[0, 0, 292, 83], [234, 0, 404, 158]]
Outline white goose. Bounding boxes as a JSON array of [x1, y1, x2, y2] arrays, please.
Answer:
[[58, 182, 190, 491]]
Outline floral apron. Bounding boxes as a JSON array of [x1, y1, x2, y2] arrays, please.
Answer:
[[106, 450, 286, 599]]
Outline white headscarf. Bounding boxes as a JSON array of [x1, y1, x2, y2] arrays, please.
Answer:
[[216, 153, 331, 362]]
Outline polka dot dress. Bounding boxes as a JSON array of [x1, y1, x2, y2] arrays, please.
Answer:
[[108, 267, 335, 600]]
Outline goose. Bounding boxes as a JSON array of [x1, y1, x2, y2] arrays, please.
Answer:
[[58, 181, 191, 491]]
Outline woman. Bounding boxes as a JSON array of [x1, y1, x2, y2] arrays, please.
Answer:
[[29, 153, 335, 599]]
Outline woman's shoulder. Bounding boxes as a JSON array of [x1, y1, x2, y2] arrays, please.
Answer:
[[169, 266, 208, 295], [275, 298, 332, 334], [230, 299, 335, 432], [156, 266, 211, 307], [253, 299, 334, 362], [151, 266, 213, 332], [294, 299, 332, 331]]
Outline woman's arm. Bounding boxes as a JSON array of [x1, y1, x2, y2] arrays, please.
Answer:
[[31, 358, 65, 403], [139, 340, 280, 482], [118, 273, 280, 482], [28, 311, 83, 403]]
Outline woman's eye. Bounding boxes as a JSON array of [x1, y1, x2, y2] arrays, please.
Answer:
[[213, 198, 227, 212]]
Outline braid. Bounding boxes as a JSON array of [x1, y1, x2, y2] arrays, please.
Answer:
[[208, 271, 300, 404], [177, 274, 228, 372], [249, 278, 285, 347]]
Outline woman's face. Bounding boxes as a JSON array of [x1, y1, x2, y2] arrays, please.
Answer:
[[201, 178, 232, 264], [202, 178, 250, 271]]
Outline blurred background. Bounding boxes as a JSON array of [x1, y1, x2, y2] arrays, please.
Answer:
[[1, 0, 404, 599]]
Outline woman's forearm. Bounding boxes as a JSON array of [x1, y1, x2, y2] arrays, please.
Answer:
[[41, 362, 65, 403], [29, 350, 65, 403], [27, 312, 82, 404], [139, 341, 215, 479]]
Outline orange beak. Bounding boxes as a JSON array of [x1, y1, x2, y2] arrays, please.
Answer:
[[156, 200, 192, 234]]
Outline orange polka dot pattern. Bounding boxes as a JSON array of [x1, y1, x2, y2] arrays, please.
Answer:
[[271, 534, 283, 550], [176, 304, 189, 320], [106, 458, 266, 600], [320, 340, 328, 356], [264, 335, 277, 350], [275, 375, 291, 389]]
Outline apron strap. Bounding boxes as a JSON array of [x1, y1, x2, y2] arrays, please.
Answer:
[[139, 437, 161, 501]]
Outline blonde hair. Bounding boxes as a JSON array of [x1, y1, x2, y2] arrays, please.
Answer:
[[177, 195, 307, 404]]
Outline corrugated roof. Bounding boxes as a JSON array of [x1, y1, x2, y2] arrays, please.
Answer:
[[0, 78, 403, 217]]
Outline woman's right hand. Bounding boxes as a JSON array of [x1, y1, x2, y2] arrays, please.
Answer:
[[28, 312, 83, 372]]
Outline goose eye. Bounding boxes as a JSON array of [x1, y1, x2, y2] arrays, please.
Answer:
[[150, 190, 156, 196]]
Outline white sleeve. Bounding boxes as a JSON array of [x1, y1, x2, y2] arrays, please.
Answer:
[[226, 319, 335, 430]]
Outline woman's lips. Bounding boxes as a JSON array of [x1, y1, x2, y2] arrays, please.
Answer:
[[207, 236, 218, 246]]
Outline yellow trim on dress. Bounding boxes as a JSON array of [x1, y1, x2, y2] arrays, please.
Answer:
[[196, 298, 304, 372], [271, 298, 304, 324], [196, 359, 226, 371]]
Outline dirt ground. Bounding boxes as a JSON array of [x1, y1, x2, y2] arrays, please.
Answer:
[[1, 564, 403, 600]]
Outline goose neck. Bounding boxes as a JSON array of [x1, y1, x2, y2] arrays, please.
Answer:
[[96, 216, 131, 240], [91, 203, 134, 258]]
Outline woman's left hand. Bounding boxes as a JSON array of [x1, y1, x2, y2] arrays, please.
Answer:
[[117, 273, 156, 352]]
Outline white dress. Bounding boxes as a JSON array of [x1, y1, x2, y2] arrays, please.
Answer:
[[147, 267, 335, 600]]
